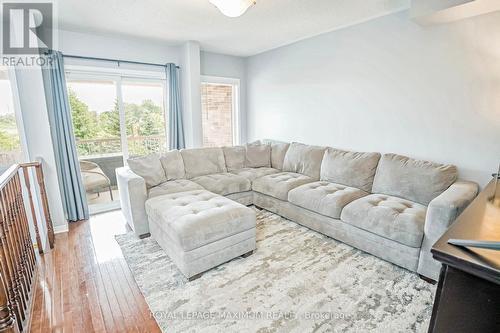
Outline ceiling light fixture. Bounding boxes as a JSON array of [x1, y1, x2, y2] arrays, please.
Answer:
[[209, 0, 256, 18]]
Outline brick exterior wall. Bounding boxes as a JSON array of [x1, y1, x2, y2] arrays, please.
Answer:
[[201, 83, 233, 147]]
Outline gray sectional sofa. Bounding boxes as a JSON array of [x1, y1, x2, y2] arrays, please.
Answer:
[[116, 141, 479, 281]]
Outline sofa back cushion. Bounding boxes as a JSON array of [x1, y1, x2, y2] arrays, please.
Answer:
[[160, 150, 185, 180], [245, 142, 271, 168], [223, 146, 246, 171], [262, 139, 290, 170], [180, 147, 227, 179], [127, 153, 166, 188], [270, 142, 290, 170], [320, 148, 381, 192], [372, 153, 458, 205], [282, 142, 326, 179]]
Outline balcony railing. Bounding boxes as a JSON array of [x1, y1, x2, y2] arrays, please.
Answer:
[[76, 135, 166, 157], [0, 153, 23, 172]]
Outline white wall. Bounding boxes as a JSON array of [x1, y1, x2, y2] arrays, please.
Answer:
[[58, 30, 181, 64], [200, 51, 247, 143], [246, 10, 500, 187]]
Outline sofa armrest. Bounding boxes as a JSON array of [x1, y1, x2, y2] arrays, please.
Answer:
[[417, 180, 479, 280], [116, 166, 149, 237]]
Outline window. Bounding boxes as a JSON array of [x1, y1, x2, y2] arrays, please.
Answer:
[[201, 77, 240, 147], [0, 66, 24, 171], [65, 68, 167, 213]]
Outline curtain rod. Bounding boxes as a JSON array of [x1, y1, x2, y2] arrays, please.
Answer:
[[62, 53, 180, 68]]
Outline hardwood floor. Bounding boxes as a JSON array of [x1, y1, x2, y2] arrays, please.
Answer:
[[29, 210, 161, 333]]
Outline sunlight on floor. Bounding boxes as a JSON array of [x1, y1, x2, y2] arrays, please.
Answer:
[[87, 189, 121, 215], [89, 209, 130, 263]]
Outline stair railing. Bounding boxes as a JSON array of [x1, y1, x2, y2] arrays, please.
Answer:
[[0, 162, 55, 332]]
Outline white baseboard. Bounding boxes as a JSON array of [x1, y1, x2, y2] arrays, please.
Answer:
[[53, 223, 69, 234]]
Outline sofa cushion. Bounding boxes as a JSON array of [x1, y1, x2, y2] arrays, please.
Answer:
[[148, 179, 204, 199], [372, 154, 458, 205], [320, 148, 381, 192], [252, 172, 315, 201], [340, 194, 427, 247], [145, 190, 256, 251], [230, 167, 280, 182], [288, 181, 369, 219], [222, 146, 246, 172], [180, 147, 227, 179], [270, 142, 290, 170], [160, 150, 185, 180], [127, 153, 166, 188], [245, 142, 271, 168], [191, 173, 251, 196], [282, 142, 325, 179]]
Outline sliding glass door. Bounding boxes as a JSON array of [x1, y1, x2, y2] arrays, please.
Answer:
[[66, 72, 167, 214], [67, 79, 122, 157], [122, 80, 167, 157]]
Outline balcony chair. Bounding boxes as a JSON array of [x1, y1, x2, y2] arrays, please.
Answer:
[[79, 160, 114, 201]]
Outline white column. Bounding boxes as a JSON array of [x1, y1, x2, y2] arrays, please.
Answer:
[[179, 41, 202, 148], [14, 67, 68, 234]]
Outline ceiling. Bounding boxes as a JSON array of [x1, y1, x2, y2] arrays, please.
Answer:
[[57, 0, 411, 57]]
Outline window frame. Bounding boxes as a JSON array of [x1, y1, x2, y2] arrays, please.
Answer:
[[200, 75, 241, 146], [65, 66, 168, 162]]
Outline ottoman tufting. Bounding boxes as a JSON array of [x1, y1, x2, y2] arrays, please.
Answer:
[[145, 190, 257, 280]]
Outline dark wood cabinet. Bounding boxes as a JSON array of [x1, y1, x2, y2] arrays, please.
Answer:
[[429, 180, 500, 333]]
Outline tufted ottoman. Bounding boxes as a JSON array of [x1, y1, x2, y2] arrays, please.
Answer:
[[145, 190, 256, 280]]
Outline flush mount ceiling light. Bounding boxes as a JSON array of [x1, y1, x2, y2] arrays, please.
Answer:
[[209, 0, 256, 18]]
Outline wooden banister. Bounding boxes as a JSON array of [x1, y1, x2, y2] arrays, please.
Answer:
[[20, 169, 41, 255], [0, 162, 55, 332], [19, 162, 54, 250]]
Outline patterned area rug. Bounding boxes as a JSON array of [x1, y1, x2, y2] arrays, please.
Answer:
[[115, 208, 435, 332]]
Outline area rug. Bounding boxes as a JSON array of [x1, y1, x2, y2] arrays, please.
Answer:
[[115, 208, 436, 332]]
